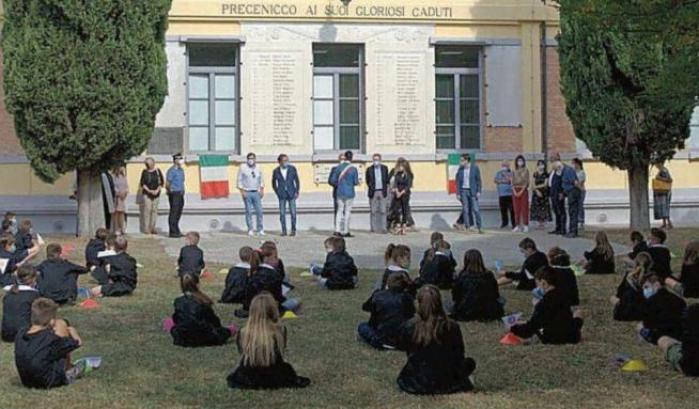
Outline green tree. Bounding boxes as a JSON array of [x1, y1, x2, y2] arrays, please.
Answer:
[[2, 0, 171, 235], [554, 0, 699, 229]]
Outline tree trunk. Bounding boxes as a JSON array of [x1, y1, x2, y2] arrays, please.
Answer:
[[77, 169, 106, 236], [628, 165, 650, 230]]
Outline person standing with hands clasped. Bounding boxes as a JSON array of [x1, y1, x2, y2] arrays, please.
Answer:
[[238, 153, 265, 237], [272, 154, 300, 237], [512, 155, 530, 233], [366, 153, 390, 234], [455, 153, 483, 234], [494, 160, 515, 229], [138, 157, 164, 235], [166, 153, 186, 238]]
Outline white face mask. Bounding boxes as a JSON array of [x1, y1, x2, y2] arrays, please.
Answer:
[[177, 159, 185, 166], [502, 166, 509, 172], [373, 160, 381, 167], [247, 159, 255, 167]]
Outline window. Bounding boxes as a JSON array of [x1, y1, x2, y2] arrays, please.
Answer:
[[313, 44, 363, 152], [689, 105, 699, 150], [435, 46, 482, 150], [187, 43, 239, 153]]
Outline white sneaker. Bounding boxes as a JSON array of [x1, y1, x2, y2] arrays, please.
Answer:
[[248, 230, 255, 237], [258, 230, 266, 236], [522, 225, 529, 233], [512, 226, 520, 233]]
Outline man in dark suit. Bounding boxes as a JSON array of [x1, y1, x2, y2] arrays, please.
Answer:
[[272, 154, 301, 236], [365, 153, 390, 234]]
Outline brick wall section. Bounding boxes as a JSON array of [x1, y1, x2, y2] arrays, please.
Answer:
[[545, 47, 577, 155], [0, 48, 23, 155], [483, 126, 523, 153]]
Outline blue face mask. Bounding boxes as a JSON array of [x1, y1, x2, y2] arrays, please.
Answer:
[[532, 287, 545, 300], [643, 287, 657, 299], [9, 244, 16, 253]]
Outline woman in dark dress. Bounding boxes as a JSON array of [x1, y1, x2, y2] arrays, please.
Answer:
[[397, 285, 476, 395], [530, 160, 552, 229], [388, 158, 414, 235], [227, 292, 310, 389]]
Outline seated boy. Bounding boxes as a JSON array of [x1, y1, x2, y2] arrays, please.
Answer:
[[547, 247, 580, 307], [626, 231, 648, 264], [497, 238, 548, 290], [510, 267, 584, 344], [647, 228, 672, 280], [0, 233, 21, 286], [658, 304, 699, 377], [358, 272, 415, 350], [638, 274, 687, 345], [14, 219, 40, 264], [85, 228, 109, 271], [220, 246, 255, 304], [90, 236, 138, 297], [177, 232, 205, 277], [14, 298, 85, 388], [311, 236, 358, 290], [37, 244, 88, 305]]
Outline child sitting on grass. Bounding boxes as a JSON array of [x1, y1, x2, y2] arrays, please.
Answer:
[[170, 274, 234, 348], [37, 244, 87, 305], [177, 231, 205, 277], [358, 272, 415, 350], [657, 304, 699, 377], [260, 241, 287, 282], [497, 238, 548, 290], [89, 233, 117, 284], [14, 298, 87, 388], [84, 228, 109, 272], [3, 211, 17, 235], [416, 239, 456, 289], [626, 230, 649, 263], [220, 246, 258, 305], [311, 236, 358, 290], [378, 244, 414, 294], [647, 228, 673, 280], [241, 250, 300, 318], [510, 267, 584, 344], [419, 232, 456, 270], [397, 285, 476, 395], [0, 233, 21, 286], [227, 292, 310, 389], [581, 231, 616, 275], [2, 266, 40, 342], [548, 247, 580, 307], [638, 274, 687, 345], [14, 219, 41, 264], [611, 252, 653, 321], [665, 241, 699, 298], [450, 249, 504, 322], [90, 235, 138, 297]]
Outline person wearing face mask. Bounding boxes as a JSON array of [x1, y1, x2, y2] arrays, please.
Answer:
[[365, 153, 390, 234], [512, 155, 530, 233], [548, 154, 566, 235], [455, 153, 483, 234], [494, 161, 515, 229], [0, 233, 22, 286], [237, 153, 265, 237], [560, 159, 580, 238], [638, 274, 686, 345], [390, 158, 413, 235], [328, 151, 359, 238], [272, 154, 300, 237], [531, 160, 552, 229], [166, 153, 186, 238]]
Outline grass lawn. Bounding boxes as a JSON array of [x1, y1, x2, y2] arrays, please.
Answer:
[[1, 229, 697, 409]]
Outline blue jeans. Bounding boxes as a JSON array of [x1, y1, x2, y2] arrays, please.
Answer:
[[460, 189, 482, 229], [357, 322, 385, 349], [278, 198, 297, 234], [281, 297, 300, 312], [243, 191, 264, 232]]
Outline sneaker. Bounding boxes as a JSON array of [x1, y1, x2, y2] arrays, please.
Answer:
[[290, 231, 296, 237], [512, 226, 520, 233], [247, 230, 255, 237], [343, 233, 354, 238], [258, 230, 266, 236], [522, 225, 529, 233]]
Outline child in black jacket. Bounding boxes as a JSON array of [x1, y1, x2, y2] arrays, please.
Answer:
[[611, 252, 652, 321], [639, 274, 687, 345], [658, 304, 699, 377], [416, 239, 456, 289], [170, 274, 233, 347], [177, 232, 205, 277], [497, 238, 548, 290], [665, 241, 699, 298], [378, 244, 415, 295], [15, 298, 86, 388], [419, 232, 457, 269], [242, 252, 300, 317], [647, 228, 673, 280], [220, 246, 256, 304], [451, 249, 504, 322], [510, 267, 584, 344], [90, 236, 138, 297], [582, 231, 616, 275], [311, 236, 358, 290], [13, 219, 40, 264], [37, 244, 87, 305], [84, 228, 108, 271], [0, 233, 21, 286], [548, 247, 580, 307], [2, 266, 40, 342], [358, 272, 415, 350]]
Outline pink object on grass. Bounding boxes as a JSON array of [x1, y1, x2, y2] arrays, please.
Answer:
[[162, 317, 175, 332], [227, 324, 238, 336]]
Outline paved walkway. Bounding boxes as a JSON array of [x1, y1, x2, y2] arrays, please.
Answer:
[[158, 228, 627, 269]]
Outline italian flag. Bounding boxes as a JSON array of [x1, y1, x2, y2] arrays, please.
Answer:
[[200, 155, 230, 199], [447, 153, 461, 194]]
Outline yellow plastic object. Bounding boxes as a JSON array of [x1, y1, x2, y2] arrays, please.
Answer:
[[299, 271, 313, 277], [282, 311, 298, 319], [621, 359, 648, 372]]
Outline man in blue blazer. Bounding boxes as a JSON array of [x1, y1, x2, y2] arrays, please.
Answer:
[[272, 154, 300, 236], [455, 153, 483, 234]]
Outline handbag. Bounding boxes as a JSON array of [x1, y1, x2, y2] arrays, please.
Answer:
[[652, 178, 672, 194]]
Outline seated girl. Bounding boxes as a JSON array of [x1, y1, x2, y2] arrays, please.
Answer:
[[170, 274, 234, 348], [2, 266, 40, 342], [638, 274, 687, 345], [241, 252, 300, 318], [419, 232, 457, 270], [311, 236, 358, 290], [358, 272, 415, 350], [450, 249, 504, 322], [657, 304, 699, 377], [378, 244, 414, 295], [90, 236, 138, 297], [626, 231, 648, 263], [547, 247, 580, 307], [581, 231, 616, 275], [665, 241, 699, 298], [416, 239, 456, 289], [497, 238, 548, 290], [611, 252, 653, 321], [397, 285, 476, 395], [220, 247, 257, 304], [510, 267, 584, 345], [227, 292, 310, 389]]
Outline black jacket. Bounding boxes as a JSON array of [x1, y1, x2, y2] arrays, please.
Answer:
[[84, 238, 105, 269], [629, 241, 649, 260], [511, 287, 583, 344], [505, 251, 548, 290], [379, 267, 416, 296], [362, 289, 415, 348], [642, 288, 687, 344], [680, 262, 699, 298], [0, 247, 19, 286], [177, 245, 205, 277], [14, 231, 33, 252], [14, 327, 80, 389], [244, 265, 285, 311], [37, 259, 87, 304], [396, 321, 476, 395], [220, 264, 250, 304], [320, 250, 358, 290], [613, 273, 645, 321], [365, 164, 389, 199], [451, 270, 504, 322], [648, 245, 673, 280], [1, 286, 40, 342], [170, 294, 231, 348], [678, 305, 699, 377], [583, 248, 616, 275], [552, 265, 580, 307], [102, 252, 138, 296], [417, 252, 456, 289]]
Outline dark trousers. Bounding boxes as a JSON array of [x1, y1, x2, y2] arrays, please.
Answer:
[[498, 195, 515, 227], [168, 192, 184, 236], [552, 194, 566, 233], [394, 194, 411, 225], [566, 188, 581, 235], [357, 322, 385, 349], [332, 190, 338, 227]]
